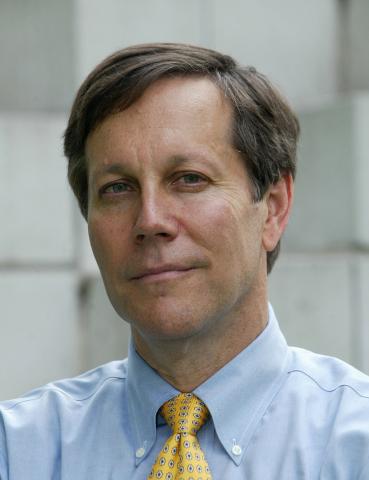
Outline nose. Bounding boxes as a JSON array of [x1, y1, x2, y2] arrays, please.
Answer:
[[133, 189, 179, 244]]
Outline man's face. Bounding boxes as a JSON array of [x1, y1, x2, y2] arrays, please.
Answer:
[[86, 76, 270, 345]]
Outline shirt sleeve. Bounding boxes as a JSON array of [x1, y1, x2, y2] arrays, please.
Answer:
[[0, 456, 7, 480], [0, 415, 8, 480], [358, 459, 369, 480]]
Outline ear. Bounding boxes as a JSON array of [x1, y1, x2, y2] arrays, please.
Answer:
[[262, 174, 294, 252]]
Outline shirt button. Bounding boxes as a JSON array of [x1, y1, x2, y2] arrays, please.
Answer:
[[136, 447, 146, 458], [232, 444, 242, 456]]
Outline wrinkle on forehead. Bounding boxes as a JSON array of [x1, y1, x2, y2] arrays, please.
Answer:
[[86, 76, 236, 179], [93, 76, 235, 144], [130, 75, 232, 123]]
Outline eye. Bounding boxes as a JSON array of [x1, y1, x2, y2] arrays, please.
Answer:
[[101, 181, 133, 195], [174, 172, 208, 186], [182, 173, 204, 184]]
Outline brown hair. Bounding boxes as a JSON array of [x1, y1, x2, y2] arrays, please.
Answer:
[[64, 42, 299, 273]]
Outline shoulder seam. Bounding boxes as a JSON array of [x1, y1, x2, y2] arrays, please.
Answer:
[[2, 375, 126, 412], [288, 369, 369, 399]]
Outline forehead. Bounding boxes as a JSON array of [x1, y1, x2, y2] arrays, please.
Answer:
[[88, 76, 234, 146], [125, 75, 232, 122]]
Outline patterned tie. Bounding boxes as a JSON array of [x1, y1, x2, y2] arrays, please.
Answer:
[[148, 392, 212, 480]]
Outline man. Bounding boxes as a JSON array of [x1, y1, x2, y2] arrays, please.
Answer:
[[1, 43, 369, 479]]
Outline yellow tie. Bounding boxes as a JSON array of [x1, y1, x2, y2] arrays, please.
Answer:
[[148, 393, 212, 480]]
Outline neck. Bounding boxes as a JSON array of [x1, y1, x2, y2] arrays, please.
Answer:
[[132, 288, 269, 392]]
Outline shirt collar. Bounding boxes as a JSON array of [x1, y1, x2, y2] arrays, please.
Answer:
[[194, 303, 289, 464], [127, 304, 289, 465], [127, 340, 180, 464]]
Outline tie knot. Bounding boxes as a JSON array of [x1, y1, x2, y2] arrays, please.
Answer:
[[161, 393, 209, 435]]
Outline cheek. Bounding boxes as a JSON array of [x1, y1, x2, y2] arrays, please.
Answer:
[[182, 195, 264, 274], [181, 196, 246, 253], [88, 215, 129, 268]]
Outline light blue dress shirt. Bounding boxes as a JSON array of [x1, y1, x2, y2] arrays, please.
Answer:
[[1, 305, 369, 479]]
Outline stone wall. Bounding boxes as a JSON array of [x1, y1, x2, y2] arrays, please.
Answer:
[[1, 0, 368, 399]]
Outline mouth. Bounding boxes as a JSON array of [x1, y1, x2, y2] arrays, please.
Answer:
[[130, 266, 196, 283]]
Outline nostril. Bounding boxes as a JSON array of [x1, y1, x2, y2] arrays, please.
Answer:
[[135, 231, 174, 243]]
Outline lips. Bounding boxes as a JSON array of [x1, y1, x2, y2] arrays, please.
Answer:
[[130, 264, 195, 281]]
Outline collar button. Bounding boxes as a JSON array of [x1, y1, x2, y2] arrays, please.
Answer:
[[136, 447, 146, 458], [232, 444, 242, 456]]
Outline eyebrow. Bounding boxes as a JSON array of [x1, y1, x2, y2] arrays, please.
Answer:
[[89, 162, 128, 181], [95, 163, 126, 176], [90, 154, 203, 178], [166, 155, 194, 168]]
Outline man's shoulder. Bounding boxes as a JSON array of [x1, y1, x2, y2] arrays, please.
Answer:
[[0, 359, 130, 478], [281, 347, 369, 476], [0, 358, 128, 414], [288, 346, 369, 400]]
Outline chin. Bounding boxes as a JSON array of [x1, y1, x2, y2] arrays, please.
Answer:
[[122, 302, 210, 342]]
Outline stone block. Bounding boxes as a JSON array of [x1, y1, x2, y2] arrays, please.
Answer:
[[347, 0, 369, 91], [0, 0, 75, 111], [284, 93, 369, 250], [0, 113, 75, 264], [75, 0, 207, 83], [352, 94, 369, 246], [269, 253, 368, 372], [213, 0, 338, 105], [0, 271, 80, 400], [357, 256, 369, 374], [80, 276, 131, 371]]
